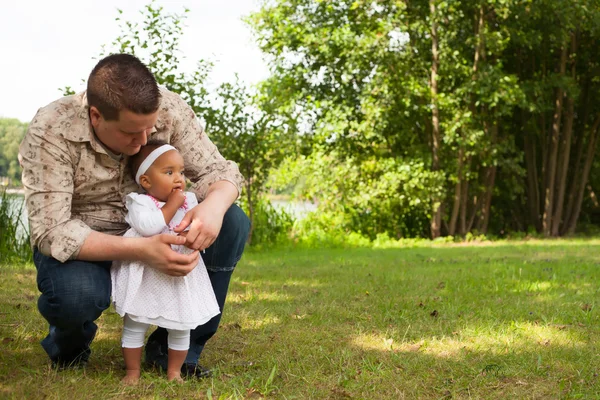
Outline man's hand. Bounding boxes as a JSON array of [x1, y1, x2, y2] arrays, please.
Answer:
[[173, 200, 224, 251], [77, 230, 200, 276], [173, 181, 238, 251], [140, 234, 199, 276]]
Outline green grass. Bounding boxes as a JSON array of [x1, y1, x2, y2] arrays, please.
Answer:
[[1, 239, 600, 399]]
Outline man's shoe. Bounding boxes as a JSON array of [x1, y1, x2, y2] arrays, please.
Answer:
[[51, 358, 88, 370], [49, 347, 90, 370], [181, 363, 212, 379], [144, 336, 168, 371]]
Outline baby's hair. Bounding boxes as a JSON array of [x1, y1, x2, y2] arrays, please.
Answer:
[[128, 139, 176, 180]]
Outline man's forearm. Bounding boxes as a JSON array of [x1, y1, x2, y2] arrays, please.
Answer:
[[77, 181, 237, 262], [202, 180, 239, 215], [77, 231, 145, 261], [77, 229, 197, 276]]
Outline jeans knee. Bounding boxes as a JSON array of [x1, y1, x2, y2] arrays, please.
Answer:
[[35, 253, 111, 328], [223, 204, 251, 242], [38, 286, 110, 328], [203, 204, 250, 271]]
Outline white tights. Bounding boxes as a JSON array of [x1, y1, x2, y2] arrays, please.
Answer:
[[121, 314, 190, 351]]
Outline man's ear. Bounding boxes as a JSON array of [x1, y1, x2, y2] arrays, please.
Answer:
[[89, 106, 102, 128], [140, 175, 151, 191]]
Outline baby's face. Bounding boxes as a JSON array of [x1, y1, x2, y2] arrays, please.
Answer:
[[143, 150, 186, 201]]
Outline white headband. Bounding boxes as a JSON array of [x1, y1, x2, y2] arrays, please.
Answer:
[[135, 144, 177, 184]]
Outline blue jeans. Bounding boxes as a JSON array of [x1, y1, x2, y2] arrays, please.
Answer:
[[34, 204, 250, 365]]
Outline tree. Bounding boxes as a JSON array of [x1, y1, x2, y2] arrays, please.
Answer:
[[63, 1, 295, 241], [209, 78, 295, 243], [250, 0, 515, 237], [0, 118, 28, 186], [250, 0, 600, 238], [502, 0, 600, 235]]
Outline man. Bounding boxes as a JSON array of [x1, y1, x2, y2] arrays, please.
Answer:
[[19, 53, 250, 377]]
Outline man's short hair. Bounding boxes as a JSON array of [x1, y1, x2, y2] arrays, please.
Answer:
[[87, 54, 160, 121]]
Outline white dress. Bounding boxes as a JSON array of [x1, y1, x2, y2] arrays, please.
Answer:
[[111, 192, 220, 330]]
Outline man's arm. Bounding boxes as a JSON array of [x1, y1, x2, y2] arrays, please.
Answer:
[[203, 180, 239, 216], [78, 231, 199, 276], [19, 111, 90, 262]]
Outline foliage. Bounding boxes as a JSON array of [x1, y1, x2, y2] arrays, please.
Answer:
[[62, 1, 297, 243], [0, 189, 31, 264], [209, 78, 297, 242], [55, 0, 600, 243], [238, 196, 294, 248], [272, 152, 441, 240], [250, 0, 600, 238], [0, 118, 27, 186]]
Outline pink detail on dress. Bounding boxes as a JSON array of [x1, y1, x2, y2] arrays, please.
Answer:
[[146, 194, 189, 211], [146, 194, 189, 231]]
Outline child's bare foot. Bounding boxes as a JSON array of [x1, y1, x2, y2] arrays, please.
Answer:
[[167, 371, 184, 383], [122, 370, 140, 385], [166, 348, 187, 383]]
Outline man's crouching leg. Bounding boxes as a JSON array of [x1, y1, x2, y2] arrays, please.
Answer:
[[145, 204, 250, 377], [34, 250, 112, 368]]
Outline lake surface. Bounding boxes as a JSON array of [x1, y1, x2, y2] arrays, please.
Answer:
[[270, 199, 318, 219], [2, 194, 316, 239], [1, 193, 29, 239]]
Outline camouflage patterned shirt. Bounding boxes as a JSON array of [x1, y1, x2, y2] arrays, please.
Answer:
[[19, 88, 243, 262]]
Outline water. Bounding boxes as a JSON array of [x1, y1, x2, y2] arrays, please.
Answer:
[[270, 199, 317, 220], [1, 193, 29, 239], [1, 194, 318, 238]]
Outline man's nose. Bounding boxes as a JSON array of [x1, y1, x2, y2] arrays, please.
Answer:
[[137, 130, 148, 146]]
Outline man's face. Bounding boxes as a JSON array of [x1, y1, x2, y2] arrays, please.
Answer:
[[90, 107, 158, 156], [140, 150, 186, 202]]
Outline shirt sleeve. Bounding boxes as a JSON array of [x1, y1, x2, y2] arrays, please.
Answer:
[[19, 114, 92, 262], [169, 95, 244, 201], [124, 194, 168, 237]]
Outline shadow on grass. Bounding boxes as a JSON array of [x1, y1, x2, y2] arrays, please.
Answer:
[[1, 241, 599, 398], [221, 243, 600, 397]]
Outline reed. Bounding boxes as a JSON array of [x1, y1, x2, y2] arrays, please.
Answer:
[[0, 188, 32, 263]]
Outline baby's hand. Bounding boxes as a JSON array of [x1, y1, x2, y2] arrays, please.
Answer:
[[167, 189, 186, 208]]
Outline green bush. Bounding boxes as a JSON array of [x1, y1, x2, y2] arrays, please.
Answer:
[[270, 153, 440, 241], [242, 196, 295, 248]]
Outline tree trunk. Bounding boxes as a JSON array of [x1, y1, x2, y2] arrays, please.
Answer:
[[459, 156, 471, 235], [429, 0, 442, 239], [552, 34, 577, 236], [457, 5, 485, 236], [542, 45, 568, 236], [448, 146, 464, 236], [564, 115, 600, 234], [539, 112, 547, 214], [245, 181, 255, 245], [563, 81, 590, 228], [467, 189, 483, 233], [524, 119, 541, 231], [479, 166, 497, 234], [478, 122, 498, 234]]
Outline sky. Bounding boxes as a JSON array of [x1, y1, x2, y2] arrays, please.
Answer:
[[0, 0, 270, 122]]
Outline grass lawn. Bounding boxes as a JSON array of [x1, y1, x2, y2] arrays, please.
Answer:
[[1, 239, 599, 399]]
